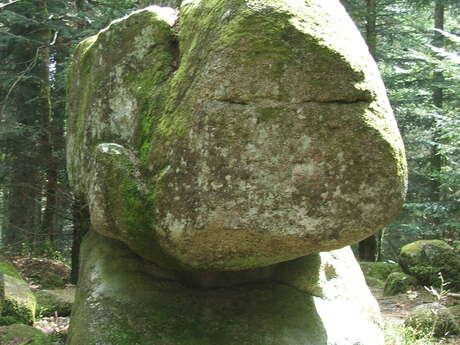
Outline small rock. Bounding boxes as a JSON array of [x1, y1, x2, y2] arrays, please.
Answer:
[[405, 302, 459, 338], [384, 272, 418, 296]]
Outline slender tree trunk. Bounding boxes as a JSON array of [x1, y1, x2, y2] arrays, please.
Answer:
[[430, 0, 444, 202], [39, 42, 57, 253], [5, 161, 42, 253], [358, 0, 379, 262], [366, 0, 377, 59]]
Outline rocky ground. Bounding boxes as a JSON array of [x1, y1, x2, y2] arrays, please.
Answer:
[[371, 286, 460, 345]]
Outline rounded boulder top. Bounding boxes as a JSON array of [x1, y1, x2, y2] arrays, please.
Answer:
[[67, 0, 407, 271]]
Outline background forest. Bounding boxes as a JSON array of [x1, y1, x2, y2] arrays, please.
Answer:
[[0, 0, 459, 274]]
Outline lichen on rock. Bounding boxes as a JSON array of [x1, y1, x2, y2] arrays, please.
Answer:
[[67, 0, 407, 272], [66, 0, 407, 344]]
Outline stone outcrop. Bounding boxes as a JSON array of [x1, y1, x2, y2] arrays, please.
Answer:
[[68, 231, 383, 345], [66, 0, 407, 344], [0, 256, 36, 326]]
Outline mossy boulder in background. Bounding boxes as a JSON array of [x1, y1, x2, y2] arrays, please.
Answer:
[[399, 240, 460, 290], [35, 287, 75, 317], [383, 272, 417, 296], [12, 258, 70, 289], [0, 324, 51, 345], [405, 302, 460, 338], [66, 0, 407, 272]]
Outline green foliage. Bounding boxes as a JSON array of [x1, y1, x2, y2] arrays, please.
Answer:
[[343, 0, 460, 259], [0, 0, 141, 259], [360, 261, 401, 281]]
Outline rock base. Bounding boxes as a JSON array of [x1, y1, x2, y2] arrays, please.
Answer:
[[68, 232, 383, 345]]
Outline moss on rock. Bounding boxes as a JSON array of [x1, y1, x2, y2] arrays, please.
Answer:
[[35, 287, 75, 317], [0, 256, 21, 280], [0, 324, 52, 345], [0, 275, 36, 326], [383, 272, 417, 296], [405, 303, 460, 338], [399, 240, 460, 290], [67, 0, 407, 272], [67, 231, 384, 345], [359, 261, 401, 281]]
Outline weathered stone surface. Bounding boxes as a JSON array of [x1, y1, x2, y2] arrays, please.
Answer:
[[68, 231, 384, 345], [0, 274, 36, 326], [66, 0, 407, 271], [0, 256, 36, 326]]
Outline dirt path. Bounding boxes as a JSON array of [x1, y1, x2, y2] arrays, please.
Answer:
[[371, 287, 438, 323]]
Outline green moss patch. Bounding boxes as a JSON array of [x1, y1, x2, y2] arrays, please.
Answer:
[[384, 272, 417, 296], [35, 287, 75, 317], [405, 303, 460, 338], [359, 261, 401, 281], [0, 324, 52, 345], [0, 257, 21, 280], [0, 275, 36, 326]]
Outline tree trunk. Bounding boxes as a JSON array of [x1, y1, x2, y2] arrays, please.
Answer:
[[38, 40, 57, 253], [70, 196, 90, 284], [358, 0, 379, 262], [366, 0, 377, 59], [1, 0, 53, 254], [430, 0, 444, 202]]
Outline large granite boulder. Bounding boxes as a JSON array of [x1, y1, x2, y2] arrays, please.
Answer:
[[66, 0, 407, 344], [67, 0, 406, 272]]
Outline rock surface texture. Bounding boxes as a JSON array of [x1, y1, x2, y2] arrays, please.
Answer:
[[66, 0, 407, 344], [0, 256, 36, 326]]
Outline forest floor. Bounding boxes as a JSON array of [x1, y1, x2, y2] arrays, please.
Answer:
[[371, 286, 460, 345]]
